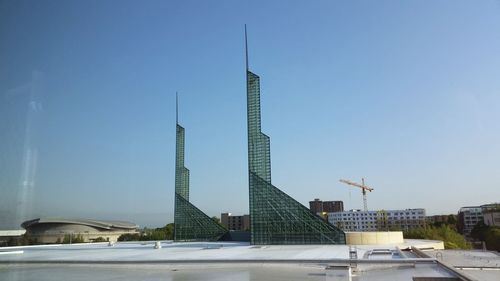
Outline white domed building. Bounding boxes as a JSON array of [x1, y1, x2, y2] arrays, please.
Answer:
[[21, 218, 139, 243]]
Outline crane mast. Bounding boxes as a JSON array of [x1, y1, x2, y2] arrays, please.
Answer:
[[339, 178, 374, 211]]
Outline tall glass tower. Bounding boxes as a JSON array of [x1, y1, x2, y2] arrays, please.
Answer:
[[245, 27, 346, 245], [174, 95, 228, 241]]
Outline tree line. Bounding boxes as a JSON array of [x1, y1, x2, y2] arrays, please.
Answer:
[[118, 223, 174, 241]]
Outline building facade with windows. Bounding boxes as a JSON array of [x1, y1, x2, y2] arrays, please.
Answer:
[[221, 213, 250, 231], [482, 210, 500, 227], [323, 201, 344, 213], [309, 199, 344, 213], [457, 206, 483, 235], [481, 203, 500, 227], [328, 209, 426, 232], [309, 199, 324, 213]]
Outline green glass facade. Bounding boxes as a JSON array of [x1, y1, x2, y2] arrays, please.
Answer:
[[175, 125, 189, 200], [174, 123, 227, 241], [246, 69, 346, 245]]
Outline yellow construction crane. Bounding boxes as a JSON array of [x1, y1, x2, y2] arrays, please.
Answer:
[[339, 178, 374, 211]]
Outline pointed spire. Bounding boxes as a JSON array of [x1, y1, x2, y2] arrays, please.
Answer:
[[245, 24, 249, 71], [176, 91, 179, 124]]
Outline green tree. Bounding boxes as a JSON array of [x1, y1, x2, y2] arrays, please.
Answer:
[[447, 215, 457, 225], [470, 221, 489, 241], [9, 234, 38, 246], [92, 237, 107, 242], [156, 223, 174, 240], [404, 225, 471, 249], [117, 233, 141, 241], [144, 230, 167, 240], [118, 223, 175, 242], [376, 210, 389, 231], [470, 221, 500, 251], [484, 228, 500, 251], [62, 233, 85, 244]]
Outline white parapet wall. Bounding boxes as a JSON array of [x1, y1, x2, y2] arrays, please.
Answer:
[[345, 231, 404, 245], [411, 240, 445, 250]]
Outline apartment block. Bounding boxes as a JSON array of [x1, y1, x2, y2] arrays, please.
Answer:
[[328, 209, 426, 232], [221, 213, 250, 231]]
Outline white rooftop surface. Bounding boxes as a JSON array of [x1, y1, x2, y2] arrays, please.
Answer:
[[427, 249, 500, 281], [0, 241, 470, 281], [0, 263, 455, 281], [0, 240, 440, 263], [429, 249, 500, 268]]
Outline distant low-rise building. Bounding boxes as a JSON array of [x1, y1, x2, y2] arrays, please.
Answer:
[[309, 199, 344, 214], [328, 209, 426, 232], [457, 206, 483, 235], [309, 199, 324, 213], [21, 218, 139, 243], [0, 230, 26, 246], [481, 203, 500, 227], [323, 201, 344, 213], [221, 213, 250, 231]]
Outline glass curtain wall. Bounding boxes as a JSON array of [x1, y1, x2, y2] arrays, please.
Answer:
[[246, 69, 345, 245], [174, 122, 227, 241]]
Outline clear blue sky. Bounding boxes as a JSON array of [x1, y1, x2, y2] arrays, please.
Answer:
[[1, 0, 500, 228]]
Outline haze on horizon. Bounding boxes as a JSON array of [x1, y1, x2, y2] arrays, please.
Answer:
[[1, 0, 500, 229]]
